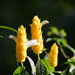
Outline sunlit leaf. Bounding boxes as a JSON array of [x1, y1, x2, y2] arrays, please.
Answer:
[[13, 66, 29, 75], [50, 27, 59, 35], [0, 26, 17, 33], [60, 29, 67, 37]]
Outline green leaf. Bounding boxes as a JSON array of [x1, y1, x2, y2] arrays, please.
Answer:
[[70, 57, 75, 65], [46, 37, 60, 42], [60, 39, 67, 46], [40, 59, 55, 73], [36, 60, 48, 75], [60, 29, 67, 37], [42, 48, 47, 51], [52, 38, 60, 42], [63, 57, 75, 74], [36, 59, 55, 75], [50, 27, 59, 35], [0, 36, 3, 38], [64, 57, 75, 66], [47, 31, 53, 36], [0, 26, 17, 33], [13, 66, 29, 75], [54, 71, 62, 74]]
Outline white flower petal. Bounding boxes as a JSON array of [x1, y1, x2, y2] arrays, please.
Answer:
[[27, 56, 36, 75], [69, 65, 75, 73], [9, 35, 16, 42], [41, 20, 49, 26], [18, 27, 20, 31], [24, 39, 40, 47]]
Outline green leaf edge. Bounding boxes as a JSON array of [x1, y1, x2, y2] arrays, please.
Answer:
[[0, 36, 3, 38], [13, 66, 23, 75], [13, 66, 29, 75]]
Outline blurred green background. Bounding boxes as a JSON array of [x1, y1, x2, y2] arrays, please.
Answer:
[[0, 0, 75, 75]]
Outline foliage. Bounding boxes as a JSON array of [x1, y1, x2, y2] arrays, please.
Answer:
[[0, 23, 75, 75]]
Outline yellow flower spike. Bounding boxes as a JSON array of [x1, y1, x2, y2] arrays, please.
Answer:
[[49, 43, 58, 67], [9, 25, 27, 63], [15, 25, 27, 62], [30, 15, 49, 54]]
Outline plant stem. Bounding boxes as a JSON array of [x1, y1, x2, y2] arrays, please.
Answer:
[[59, 32, 70, 59], [66, 44, 75, 54], [44, 50, 48, 55], [0, 26, 17, 32], [38, 54, 40, 60], [59, 46, 69, 59], [21, 62, 24, 67]]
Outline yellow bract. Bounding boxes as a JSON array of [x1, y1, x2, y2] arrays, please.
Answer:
[[9, 16, 49, 63], [16, 25, 27, 62], [49, 43, 58, 67], [30, 16, 44, 54]]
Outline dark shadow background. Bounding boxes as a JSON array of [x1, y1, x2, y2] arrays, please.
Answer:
[[0, 0, 75, 75]]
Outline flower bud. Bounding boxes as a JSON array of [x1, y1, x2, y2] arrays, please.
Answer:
[[49, 43, 58, 67]]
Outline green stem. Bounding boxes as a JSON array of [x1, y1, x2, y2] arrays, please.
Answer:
[[59, 46, 69, 59], [66, 44, 75, 54], [21, 62, 24, 67], [38, 54, 40, 60], [0, 26, 17, 33], [44, 50, 48, 55], [57, 40, 69, 59]]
